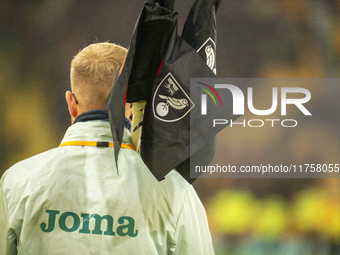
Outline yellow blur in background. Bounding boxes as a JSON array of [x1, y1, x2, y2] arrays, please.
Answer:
[[1, 0, 340, 254]]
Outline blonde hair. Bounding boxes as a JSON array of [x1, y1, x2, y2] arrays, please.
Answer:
[[70, 42, 127, 111]]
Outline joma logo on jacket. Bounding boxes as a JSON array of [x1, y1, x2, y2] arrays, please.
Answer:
[[40, 210, 138, 237]]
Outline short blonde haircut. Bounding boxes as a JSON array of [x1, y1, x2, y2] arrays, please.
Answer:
[[70, 42, 127, 111]]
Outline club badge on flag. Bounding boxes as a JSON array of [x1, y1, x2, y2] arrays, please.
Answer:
[[153, 73, 195, 123]]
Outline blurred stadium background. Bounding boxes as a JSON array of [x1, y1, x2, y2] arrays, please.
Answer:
[[1, 0, 340, 254]]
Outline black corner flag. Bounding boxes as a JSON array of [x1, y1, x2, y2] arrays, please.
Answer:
[[107, 0, 223, 183]]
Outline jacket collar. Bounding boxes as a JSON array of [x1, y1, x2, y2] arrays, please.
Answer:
[[73, 110, 109, 124], [73, 110, 131, 132], [61, 120, 132, 146]]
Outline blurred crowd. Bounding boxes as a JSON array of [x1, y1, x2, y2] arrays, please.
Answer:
[[1, 0, 340, 254]]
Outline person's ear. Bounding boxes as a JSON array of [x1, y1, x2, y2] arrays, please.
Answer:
[[65, 91, 78, 119]]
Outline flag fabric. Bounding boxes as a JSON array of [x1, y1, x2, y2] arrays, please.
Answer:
[[176, 0, 222, 182], [106, 0, 177, 167], [107, 0, 226, 183], [140, 32, 216, 181]]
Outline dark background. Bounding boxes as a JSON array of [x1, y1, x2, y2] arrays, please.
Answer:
[[1, 0, 340, 254]]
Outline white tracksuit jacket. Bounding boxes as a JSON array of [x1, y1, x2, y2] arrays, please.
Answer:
[[0, 120, 214, 255]]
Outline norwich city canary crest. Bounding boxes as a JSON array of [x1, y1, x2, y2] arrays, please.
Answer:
[[153, 73, 195, 122], [197, 37, 216, 75]]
